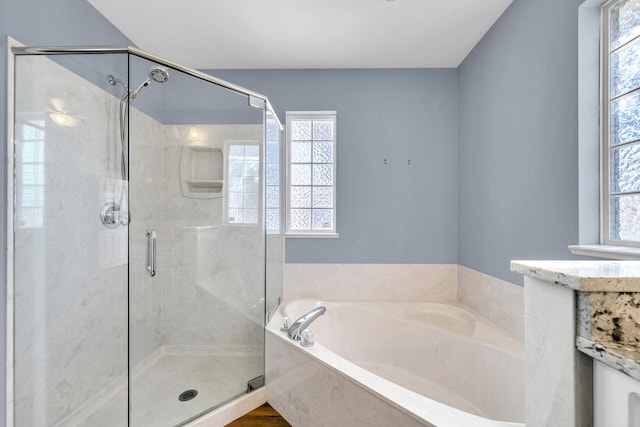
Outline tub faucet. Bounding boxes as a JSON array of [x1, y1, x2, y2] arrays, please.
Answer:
[[287, 306, 326, 340]]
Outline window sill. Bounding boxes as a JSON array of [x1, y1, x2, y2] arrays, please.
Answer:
[[568, 244, 640, 260], [286, 233, 339, 239]]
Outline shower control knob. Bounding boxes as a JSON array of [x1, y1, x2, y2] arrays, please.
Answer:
[[280, 316, 291, 332], [300, 329, 314, 347]]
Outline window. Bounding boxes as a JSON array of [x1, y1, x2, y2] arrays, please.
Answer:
[[225, 141, 260, 225], [602, 0, 640, 245], [266, 115, 282, 234], [286, 112, 337, 236], [16, 119, 46, 228]]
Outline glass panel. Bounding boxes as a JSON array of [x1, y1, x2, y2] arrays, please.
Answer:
[[291, 186, 312, 208], [313, 141, 334, 163], [611, 91, 640, 145], [611, 36, 640, 97], [291, 164, 312, 185], [313, 164, 334, 185], [265, 109, 283, 324], [312, 209, 334, 230], [610, 0, 640, 50], [312, 120, 334, 140], [611, 194, 640, 241], [13, 53, 129, 426], [129, 55, 265, 425], [291, 120, 311, 140], [291, 141, 312, 163], [291, 208, 312, 230], [611, 142, 640, 193], [312, 186, 334, 208]]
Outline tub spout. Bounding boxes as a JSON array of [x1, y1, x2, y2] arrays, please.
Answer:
[[287, 306, 326, 340]]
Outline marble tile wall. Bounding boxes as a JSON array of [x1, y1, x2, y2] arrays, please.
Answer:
[[13, 55, 128, 424], [283, 264, 457, 302], [457, 266, 524, 341]]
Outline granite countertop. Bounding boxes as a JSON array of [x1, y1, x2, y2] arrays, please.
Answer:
[[512, 260, 640, 381], [510, 260, 640, 292], [577, 336, 640, 381]]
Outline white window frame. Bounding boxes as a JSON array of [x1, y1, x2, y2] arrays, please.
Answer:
[[285, 111, 338, 238], [601, 0, 640, 247]]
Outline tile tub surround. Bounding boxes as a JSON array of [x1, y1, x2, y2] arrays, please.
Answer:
[[283, 264, 457, 301], [457, 266, 524, 341]]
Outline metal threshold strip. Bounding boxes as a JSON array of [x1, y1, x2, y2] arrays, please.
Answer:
[[11, 45, 269, 104]]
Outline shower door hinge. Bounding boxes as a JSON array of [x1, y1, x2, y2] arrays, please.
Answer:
[[247, 375, 265, 393]]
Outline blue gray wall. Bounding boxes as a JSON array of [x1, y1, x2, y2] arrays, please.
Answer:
[[0, 1, 131, 424], [458, 0, 584, 285], [211, 69, 460, 264]]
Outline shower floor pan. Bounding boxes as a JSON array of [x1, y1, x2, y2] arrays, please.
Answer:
[[54, 345, 263, 427]]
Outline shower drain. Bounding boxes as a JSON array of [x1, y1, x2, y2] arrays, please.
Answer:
[[178, 389, 198, 402]]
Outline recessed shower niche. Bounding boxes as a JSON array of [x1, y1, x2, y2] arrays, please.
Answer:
[[180, 145, 224, 198]]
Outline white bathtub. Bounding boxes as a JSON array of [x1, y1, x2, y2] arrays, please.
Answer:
[[266, 300, 524, 427]]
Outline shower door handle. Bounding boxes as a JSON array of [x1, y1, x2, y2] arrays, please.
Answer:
[[146, 229, 156, 277]]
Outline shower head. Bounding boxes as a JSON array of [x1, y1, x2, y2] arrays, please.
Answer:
[[131, 67, 169, 100]]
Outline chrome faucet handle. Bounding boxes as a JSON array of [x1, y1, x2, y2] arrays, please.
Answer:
[[280, 316, 291, 332], [300, 329, 314, 347]]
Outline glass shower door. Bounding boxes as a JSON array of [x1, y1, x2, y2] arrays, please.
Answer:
[[12, 52, 130, 426], [127, 55, 266, 426]]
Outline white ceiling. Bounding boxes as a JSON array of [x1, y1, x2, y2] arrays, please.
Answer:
[[88, 0, 513, 70]]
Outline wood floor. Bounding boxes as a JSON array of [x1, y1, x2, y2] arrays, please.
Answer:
[[225, 403, 291, 427]]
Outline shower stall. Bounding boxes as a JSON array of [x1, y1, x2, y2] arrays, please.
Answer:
[[8, 46, 284, 426]]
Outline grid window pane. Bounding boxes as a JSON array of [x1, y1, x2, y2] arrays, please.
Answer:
[[312, 120, 334, 140], [244, 177, 259, 193], [266, 209, 280, 232], [610, 0, 640, 49], [312, 187, 333, 208], [290, 186, 312, 208], [611, 91, 640, 145], [291, 142, 312, 163], [313, 142, 334, 164], [291, 164, 312, 186], [291, 209, 312, 230], [312, 210, 333, 230], [611, 142, 640, 193], [291, 120, 311, 141], [313, 164, 333, 186], [266, 141, 279, 163], [611, 36, 640, 97], [611, 194, 640, 241], [266, 186, 280, 208], [266, 164, 279, 186]]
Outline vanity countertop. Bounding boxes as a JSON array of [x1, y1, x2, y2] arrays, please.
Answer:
[[577, 337, 640, 382], [510, 260, 640, 292]]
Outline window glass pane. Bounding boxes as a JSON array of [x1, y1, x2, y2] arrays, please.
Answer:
[[312, 187, 333, 208], [244, 177, 259, 193], [244, 161, 259, 177], [266, 186, 279, 208], [610, 0, 640, 50], [228, 209, 243, 223], [229, 145, 245, 160], [228, 176, 243, 192], [291, 142, 312, 163], [312, 164, 333, 186], [290, 186, 312, 208], [229, 161, 244, 176], [244, 193, 259, 209], [266, 141, 279, 163], [611, 36, 640, 97], [266, 209, 279, 231], [266, 164, 279, 186], [244, 209, 259, 224], [611, 91, 640, 145], [611, 143, 640, 193], [312, 120, 334, 140], [291, 120, 311, 141], [291, 164, 311, 186], [291, 209, 312, 230], [313, 142, 334, 164], [228, 192, 243, 208], [611, 194, 640, 240], [312, 209, 334, 230]]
